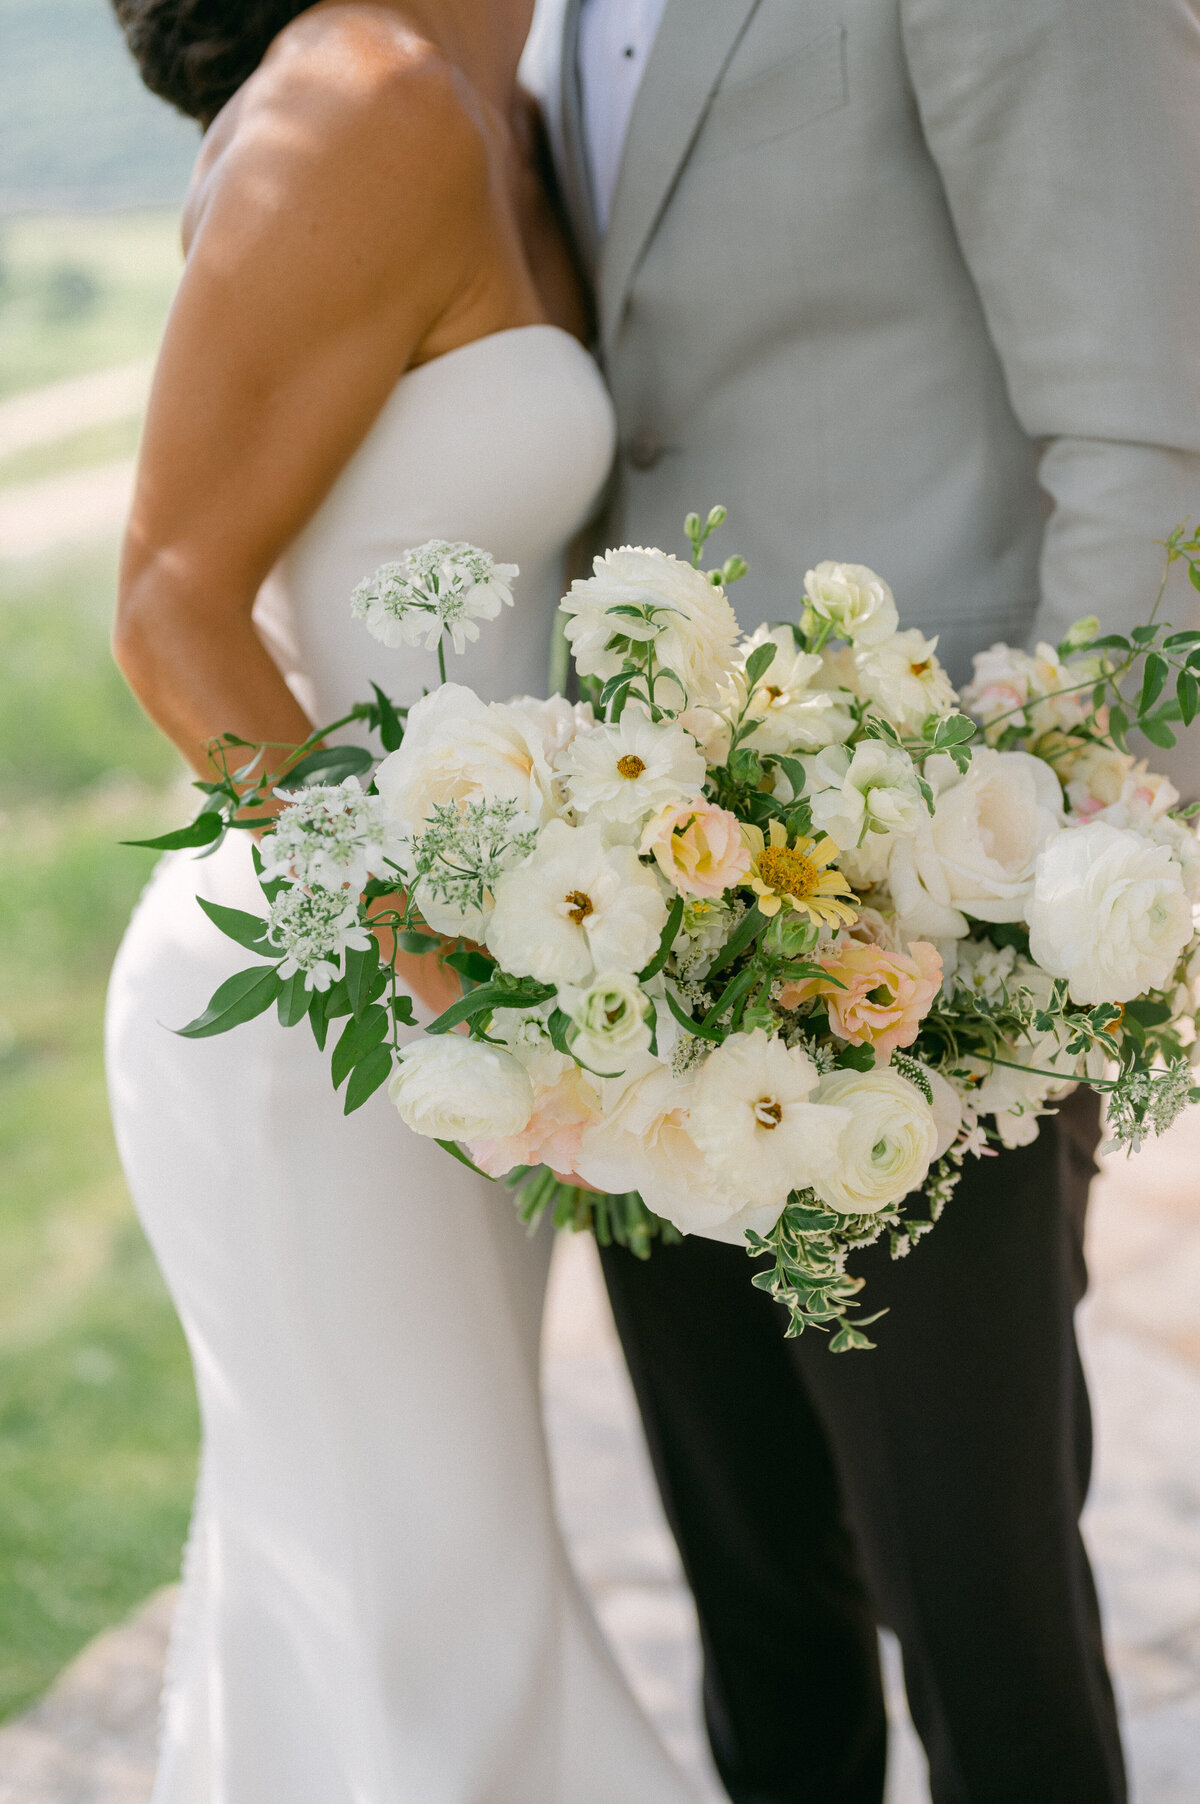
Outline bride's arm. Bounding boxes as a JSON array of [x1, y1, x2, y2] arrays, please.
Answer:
[[113, 26, 491, 780]]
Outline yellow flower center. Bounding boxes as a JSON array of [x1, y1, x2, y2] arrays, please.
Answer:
[[909, 659, 932, 677], [565, 889, 594, 925], [754, 1098, 783, 1129], [617, 754, 647, 780], [756, 845, 821, 899], [763, 684, 783, 701]]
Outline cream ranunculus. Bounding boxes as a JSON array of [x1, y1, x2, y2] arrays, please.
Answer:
[[557, 971, 653, 1075], [687, 1030, 851, 1212], [486, 818, 668, 985], [560, 547, 740, 708], [1027, 821, 1194, 1004], [809, 1068, 939, 1214], [888, 748, 1064, 940], [388, 1037, 534, 1142], [803, 562, 899, 647]]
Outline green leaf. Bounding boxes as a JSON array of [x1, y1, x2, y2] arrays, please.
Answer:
[[1089, 633, 1132, 651], [196, 896, 274, 954], [662, 985, 724, 1042], [426, 977, 555, 1036], [706, 905, 764, 980], [728, 747, 764, 786], [700, 965, 759, 1033], [743, 640, 778, 691], [309, 987, 332, 1052], [331, 1005, 389, 1090], [834, 1042, 876, 1071], [1177, 669, 1200, 727], [638, 894, 685, 982], [1138, 652, 1169, 716], [123, 810, 224, 852], [1190, 562, 1200, 594], [1140, 713, 1177, 750], [394, 929, 440, 955], [1108, 704, 1130, 751], [443, 949, 495, 984], [284, 744, 374, 788], [391, 993, 417, 1027], [1122, 998, 1172, 1028], [932, 712, 977, 747], [1164, 630, 1200, 649], [369, 682, 406, 753], [1131, 623, 1160, 644], [770, 754, 807, 799], [435, 1137, 495, 1179], [277, 969, 312, 1027], [176, 964, 282, 1037], [599, 668, 638, 710], [345, 939, 381, 1017], [342, 1043, 394, 1114]]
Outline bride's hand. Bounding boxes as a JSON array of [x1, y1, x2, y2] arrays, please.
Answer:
[[365, 894, 462, 1020]]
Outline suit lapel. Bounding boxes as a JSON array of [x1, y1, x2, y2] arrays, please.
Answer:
[[557, 0, 599, 281], [597, 0, 765, 352]]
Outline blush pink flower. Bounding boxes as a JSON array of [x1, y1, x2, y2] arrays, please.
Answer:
[[640, 799, 751, 899], [468, 1068, 600, 1179], [779, 940, 943, 1062]]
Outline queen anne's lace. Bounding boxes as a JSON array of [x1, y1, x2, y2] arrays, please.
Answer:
[[351, 541, 518, 654], [262, 779, 398, 894], [266, 886, 373, 990]]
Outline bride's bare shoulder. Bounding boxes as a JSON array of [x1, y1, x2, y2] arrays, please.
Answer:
[[186, 4, 488, 260]]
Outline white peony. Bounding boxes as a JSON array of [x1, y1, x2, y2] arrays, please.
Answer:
[[688, 1030, 851, 1212], [486, 819, 668, 985], [560, 704, 706, 830], [739, 626, 855, 755], [375, 684, 564, 847], [888, 748, 1064, 940], [388, 1037, 534, 1141], [1028, 821, 1194, 1004], [575, 1064, 784, 1245], [560, 547, 740, 708], [557, 971, 653, 1074], [810, 1068, 939, 1214], [804, 741, 926, 852], [803, 562, 899, 647], [854, 629, 958, 733]]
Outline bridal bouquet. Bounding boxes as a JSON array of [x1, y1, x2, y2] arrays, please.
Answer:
[[139, 511, 1200, 1348]]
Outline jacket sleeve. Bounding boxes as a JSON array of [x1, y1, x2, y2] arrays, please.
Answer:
[[900, 0, 1200, 780]]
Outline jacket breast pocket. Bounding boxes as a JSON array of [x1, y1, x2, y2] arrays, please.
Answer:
[[693, 27, 849, 165]]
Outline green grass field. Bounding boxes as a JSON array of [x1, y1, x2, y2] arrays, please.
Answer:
[[0, 211, 183, 400], [0, 536, 201, 1720]]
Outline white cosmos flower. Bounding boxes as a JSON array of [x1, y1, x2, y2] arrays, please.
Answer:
[[574, 1064, 783, 1244], [854, 629, 958, 733], [557, 971, 652, 1074], [260, 777, 403, 894], [560, 705, 706, 830], [388, 1037, 533, 1141], [351, 540, 517, 655], [560, 547, 740, 708], [738, 626, 855, 755], [888, 748, 1064, 941], [486, 819, 667, 985], [803, 562, 899, 647], [687, 1030, 851, 1212], [1028, 821, 1193, 1004], [804, 741, 926, 851], [266, 886, 373, 991], [810, 1068, 939, 1213]]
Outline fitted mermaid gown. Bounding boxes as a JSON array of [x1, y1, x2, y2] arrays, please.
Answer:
[[106, 326, 699, 1804]]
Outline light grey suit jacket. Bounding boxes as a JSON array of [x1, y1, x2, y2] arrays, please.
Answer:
[[533, 0, 1200, 698]]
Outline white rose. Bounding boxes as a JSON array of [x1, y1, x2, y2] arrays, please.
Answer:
[[388, 1037, 533, 1142], [804, 741, 926, 852], [803, 562, 899, 647], [560, 547, 740, 708], [810, 1068, 939, 1214], [558, 971, 653, 1075], [854, 629, 958, 733], [688, 1030, 851, 1212], [1028, 821, 1194, 1004], [739, 626, 855, 754], [486, 818, 667, 985], [888, 748, 1064, 940], [575, 1064, 785, 1245], [560, 704, 706, 830]]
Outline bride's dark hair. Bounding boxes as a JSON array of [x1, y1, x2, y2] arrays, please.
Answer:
[[110, 1, 314, 124]]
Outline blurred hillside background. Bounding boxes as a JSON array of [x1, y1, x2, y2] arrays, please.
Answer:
[[0, 0, 199, 1722]]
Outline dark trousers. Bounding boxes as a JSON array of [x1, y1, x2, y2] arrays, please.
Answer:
[[598, 1091, 1127, 1804]]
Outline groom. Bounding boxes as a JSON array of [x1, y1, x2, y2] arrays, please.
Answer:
[[532, 2, 1200, 1801]]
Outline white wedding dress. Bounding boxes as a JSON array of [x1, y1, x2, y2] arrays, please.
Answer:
[[106, 327, 698, 1804]]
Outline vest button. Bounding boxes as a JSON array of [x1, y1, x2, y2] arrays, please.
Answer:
[[627, 431, 663, 471]]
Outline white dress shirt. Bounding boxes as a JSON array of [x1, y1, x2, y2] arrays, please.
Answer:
[[578, 0, 671, 234]]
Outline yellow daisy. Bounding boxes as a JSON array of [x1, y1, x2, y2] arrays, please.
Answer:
[[740, 819, 858, 927]]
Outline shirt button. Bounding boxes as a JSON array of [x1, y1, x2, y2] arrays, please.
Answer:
[[628, 431, 663, 470]]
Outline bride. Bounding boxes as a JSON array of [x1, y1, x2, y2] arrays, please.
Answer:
[[104, 3, 699, 1799]]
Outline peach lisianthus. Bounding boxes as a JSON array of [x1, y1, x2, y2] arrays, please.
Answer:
[[468, 1067, 601, 1179], [780, 939, 943, 1061], [640, 799, 751, 899]]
